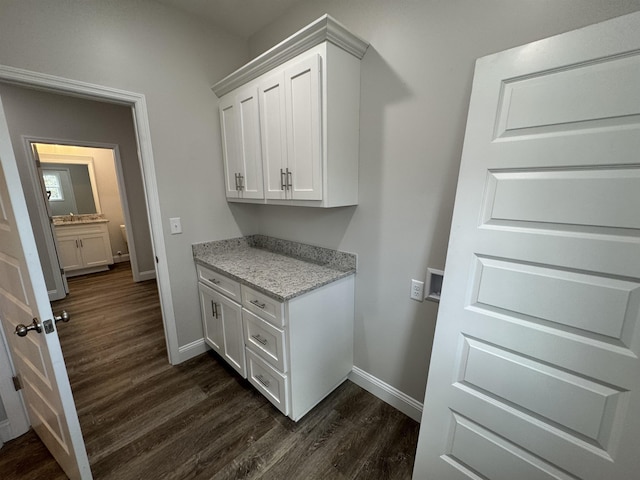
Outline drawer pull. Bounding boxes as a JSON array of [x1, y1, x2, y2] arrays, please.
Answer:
[[255, 374, 270, 388], [251, 334, 268, 346], [250, 299, 266, 309], [208, 278, 221, 285], [211, 301, 219, 318]]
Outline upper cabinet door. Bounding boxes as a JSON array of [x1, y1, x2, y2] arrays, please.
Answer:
[[219, 95, 241, 199], [285, 54, 323, 201], [236, 86, 265, 199], [259, 73, 288, 200]]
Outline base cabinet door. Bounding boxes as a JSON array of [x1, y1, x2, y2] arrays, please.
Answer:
[[198, 282, 246, 378], [199, 283, 224, 356], [218, 292, 246, 377]]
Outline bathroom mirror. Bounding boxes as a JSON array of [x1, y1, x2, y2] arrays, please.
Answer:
[[40, 154, 102, 216]]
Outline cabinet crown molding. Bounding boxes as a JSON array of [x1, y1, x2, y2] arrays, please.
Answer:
[[212, 14, 369, 97]]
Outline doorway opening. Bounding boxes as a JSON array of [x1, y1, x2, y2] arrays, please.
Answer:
[[29, 141, 149, 297]]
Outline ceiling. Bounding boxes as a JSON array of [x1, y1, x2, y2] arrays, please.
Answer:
[[154, 0, 306, 38]]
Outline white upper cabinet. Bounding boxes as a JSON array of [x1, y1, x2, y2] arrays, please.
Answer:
[[213, 15, 368, 208], [219, 85, 264, 199]]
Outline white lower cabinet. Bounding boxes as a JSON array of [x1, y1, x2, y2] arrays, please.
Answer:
[[198, 281, 246, 378], [196, 263, 354, 421]]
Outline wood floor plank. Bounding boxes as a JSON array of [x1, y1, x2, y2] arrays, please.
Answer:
[[0, 262, 420, 479]]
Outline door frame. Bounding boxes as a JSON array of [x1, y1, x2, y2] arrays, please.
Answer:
[[24, 138, 152, 283], [0, 65, 180, 366]]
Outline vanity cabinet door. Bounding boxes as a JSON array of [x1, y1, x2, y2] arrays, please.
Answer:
[[78, 232, 112, 267], [57, 236, 83, 270]]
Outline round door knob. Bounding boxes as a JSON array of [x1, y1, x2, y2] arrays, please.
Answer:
[[15, 318, 42, 337]]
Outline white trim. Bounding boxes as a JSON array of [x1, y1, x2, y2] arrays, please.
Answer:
[[177, 338, 208, 363], [212, 14, 369, 96], [137, 269, 156, 281], [348, 366, 423, 422], [112, 253, 130, 263], [0, 64, 180, 365]]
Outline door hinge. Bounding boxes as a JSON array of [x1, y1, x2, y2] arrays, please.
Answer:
[[12, 375, 22, 391], [35, 159, 41, 167]]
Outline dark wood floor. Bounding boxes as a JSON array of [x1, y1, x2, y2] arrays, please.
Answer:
[[0, 262, 419, 479]]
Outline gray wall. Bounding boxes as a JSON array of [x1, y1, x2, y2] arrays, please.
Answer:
[[244, 0, 640, 402], [0, 0, 249, 347], [0, 84, 155, 283]]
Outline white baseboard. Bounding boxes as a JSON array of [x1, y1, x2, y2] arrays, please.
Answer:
[[138, 269, 156, 281], [349, 366, 423, 422], [174, 338, 208, 364], [0, 419, 13, 443], [113, 253, 131, 263]]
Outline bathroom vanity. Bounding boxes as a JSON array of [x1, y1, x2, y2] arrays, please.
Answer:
[[54, 214, 114, 277]]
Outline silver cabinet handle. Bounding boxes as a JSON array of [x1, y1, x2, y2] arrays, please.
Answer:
[[211, 300, 218, 318], [239, 174, 244, 191], [255, 374, 270, 388], [80, 239, 83, 248], [234, 173, 239, 191], [286, 169, 292, 190], [251, 334, 268, 346], [75, 239, 79, 248], [250, 299, 266, 309], [280, 168, 286, 191], [208, 278, 221, 285]]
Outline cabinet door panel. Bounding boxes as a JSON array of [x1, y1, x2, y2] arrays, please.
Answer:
[[219, 292, 247, 378], [199, 284, 224, 356], [57, 236, 82, 271], [237, 86, 264, 199], [259, 73, 288, 200], [220, 95, 241, 199], [78, 233, 111, 267], [285, 54, 322, 200]]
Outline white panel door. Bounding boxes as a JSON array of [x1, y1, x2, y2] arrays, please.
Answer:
[[414, 12, 640, 480], [236, 86, 264, 199], [0, 98, 91, 478], [259, 72, 288, 200], [285, 54, 322, 200], [219, 94, 241, 199]]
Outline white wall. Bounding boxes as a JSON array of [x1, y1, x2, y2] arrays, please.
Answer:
[[245, 0, 640, 403], [0, 0, 250, 347]]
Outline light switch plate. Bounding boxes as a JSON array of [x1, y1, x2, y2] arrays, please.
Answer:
[[169, 217, 182, 234]]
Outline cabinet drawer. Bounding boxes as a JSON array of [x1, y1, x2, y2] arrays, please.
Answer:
[[197, 264, 241, 301], [241, 285, 284, 327], [243, 309, 287, 372], [246, 349, 289, 415]]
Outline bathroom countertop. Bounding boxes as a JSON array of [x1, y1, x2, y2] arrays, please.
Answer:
[[192, 235, 356, 301], [53, 214, 109, 225]]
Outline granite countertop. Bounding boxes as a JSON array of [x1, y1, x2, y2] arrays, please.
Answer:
[[192, 235, 357, 301], [53, 214, 109, 225]]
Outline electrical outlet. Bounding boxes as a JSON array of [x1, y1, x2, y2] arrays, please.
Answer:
[[410, 279, 424, 301], [169, 217, 182, 234]]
